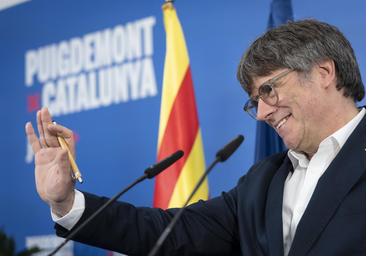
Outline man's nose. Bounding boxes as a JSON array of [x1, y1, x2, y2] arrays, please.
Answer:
[[256, 99, 276, 121]]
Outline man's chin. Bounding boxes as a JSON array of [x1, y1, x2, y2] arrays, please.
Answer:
[[282, 139, 298, 151]]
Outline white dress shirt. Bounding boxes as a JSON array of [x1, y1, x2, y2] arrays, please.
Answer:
[[53, 108, 366, 255]]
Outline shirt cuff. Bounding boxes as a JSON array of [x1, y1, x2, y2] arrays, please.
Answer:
[[51, 190, 85, 230]]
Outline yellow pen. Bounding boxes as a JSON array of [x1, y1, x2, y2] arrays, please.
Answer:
[[52, 121, 83, 184]]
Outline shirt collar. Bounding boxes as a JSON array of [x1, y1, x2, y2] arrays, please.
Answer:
[[331, 107, 365, 148]]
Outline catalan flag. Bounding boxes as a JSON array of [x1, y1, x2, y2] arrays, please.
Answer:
[[153, 3, 209, 209]]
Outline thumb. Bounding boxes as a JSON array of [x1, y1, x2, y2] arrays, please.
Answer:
[[48, 123, 76, 160]]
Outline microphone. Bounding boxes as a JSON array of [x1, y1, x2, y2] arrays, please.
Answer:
[[145, 150, 184, 178], [216, 135, 244, 162], [48, 150, 184, 256], [147, 135, 244, 256]]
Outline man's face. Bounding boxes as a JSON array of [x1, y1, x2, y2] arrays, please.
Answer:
[[252, 68, 327, 157]]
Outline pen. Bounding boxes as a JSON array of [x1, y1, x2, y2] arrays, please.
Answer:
[[52, 121, 83, 184]]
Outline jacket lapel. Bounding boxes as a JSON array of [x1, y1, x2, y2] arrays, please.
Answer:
[[288, 113, 366, 256], [266, 156, 293, 256]]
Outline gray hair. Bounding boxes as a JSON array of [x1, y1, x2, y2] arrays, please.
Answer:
[[237, 19, 365, 102]]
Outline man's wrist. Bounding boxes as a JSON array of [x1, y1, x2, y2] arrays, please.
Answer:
[[51, 190, 85, 230], [51, 190, 76, 217]]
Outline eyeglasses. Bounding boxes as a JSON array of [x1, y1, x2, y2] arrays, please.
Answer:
[[244, 69, 294, 120]]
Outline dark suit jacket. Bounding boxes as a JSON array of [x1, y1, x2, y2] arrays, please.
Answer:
[[56, 114, 366, 256]]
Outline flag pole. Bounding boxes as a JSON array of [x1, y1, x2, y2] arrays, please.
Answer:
[[162, 0, 174, 10]]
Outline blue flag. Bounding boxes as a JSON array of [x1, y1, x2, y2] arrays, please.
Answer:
[[254, 0, 293, 162]]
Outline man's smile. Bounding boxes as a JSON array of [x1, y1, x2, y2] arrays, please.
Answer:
[[274, 114, 291, 130]]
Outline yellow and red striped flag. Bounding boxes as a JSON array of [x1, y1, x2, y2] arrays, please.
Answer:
[[153, 3, 209, 209]]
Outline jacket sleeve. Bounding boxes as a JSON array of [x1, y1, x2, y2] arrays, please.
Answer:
[[55, 179, 246, 256]]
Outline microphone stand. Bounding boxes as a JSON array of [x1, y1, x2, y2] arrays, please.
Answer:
[[147, 135, 244, 256], [147, 157, 220, 256]]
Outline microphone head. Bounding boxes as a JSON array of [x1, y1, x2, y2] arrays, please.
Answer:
[[216, 135, 244, 162], [145, 150, 184, 179]]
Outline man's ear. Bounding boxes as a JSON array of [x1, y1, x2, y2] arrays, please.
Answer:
[[317, 60, 336, 89]]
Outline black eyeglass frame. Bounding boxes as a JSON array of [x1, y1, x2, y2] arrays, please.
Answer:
[[244, 68, 294, 120]]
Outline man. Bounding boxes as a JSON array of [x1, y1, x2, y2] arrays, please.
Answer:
[[26, 19, 366, 255]]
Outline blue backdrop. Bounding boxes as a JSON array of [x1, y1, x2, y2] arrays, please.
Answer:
[[1, 0, 366, 255]]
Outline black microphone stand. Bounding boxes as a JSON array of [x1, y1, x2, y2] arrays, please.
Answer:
[[147, 157, 220, 256], [147, 135, 244, 256]]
